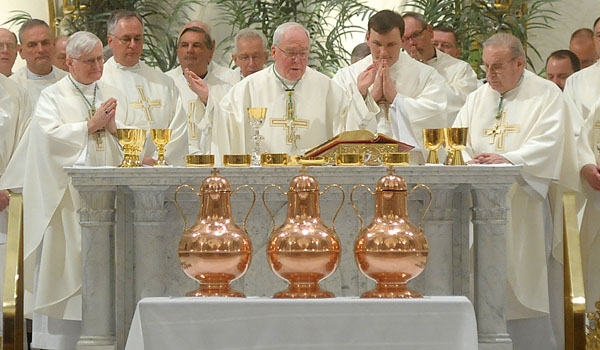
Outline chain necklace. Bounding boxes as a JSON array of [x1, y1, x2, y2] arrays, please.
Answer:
[[68, 74, 98, 117], [273, 65, 301, 121]]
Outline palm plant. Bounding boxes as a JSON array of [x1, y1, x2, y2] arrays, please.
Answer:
[[208, 0, 377, 76], [3, 0, 203, 71], [406, 0, 558, 76]]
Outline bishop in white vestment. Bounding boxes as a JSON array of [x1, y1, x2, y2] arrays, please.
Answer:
[[454, 33, 565, 350], [214, 23, 349, 157]]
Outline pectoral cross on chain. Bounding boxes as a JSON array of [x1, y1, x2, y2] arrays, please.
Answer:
[[484, 112, 520, 151], [90, 107, 105, 151], [130, 86, 162, 123], [270, 90, 310, 151], [187, 100, 198, 140]]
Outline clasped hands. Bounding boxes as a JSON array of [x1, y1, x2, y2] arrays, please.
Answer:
[[88, 98, 118, 135], [357, 59, 397, 105], [469, 153, 510, 165]]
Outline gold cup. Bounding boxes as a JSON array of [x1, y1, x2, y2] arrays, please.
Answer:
[[297, 156, 329, 166], [336, 153, 364, 166], [151, 128, 171, 166], [443, 127, 468, 165], [382, 152, 410, 166], [117, 128, 145, 167], [185, 154, 215, 167], [223, 154, 252, 167], [423, 128, 444, 164], [260, 153, 288, 166]]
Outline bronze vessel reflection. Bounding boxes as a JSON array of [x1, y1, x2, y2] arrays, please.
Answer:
[[175, 169, 255, 297], [351, 167, 432, 298], [263, 168, 344, 298]]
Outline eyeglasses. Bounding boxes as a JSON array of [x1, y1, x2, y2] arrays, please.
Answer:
[[403, 28, 426, 42], [483, 57, 518, 74], [74, 56, 105, 66], [275, 45, 309, 59], [236, 54, 265, 62], [110, 34, 143, 45], [0, 42, 17, 51]]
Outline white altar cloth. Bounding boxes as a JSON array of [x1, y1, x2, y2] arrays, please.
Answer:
[[125, 296, 477, 350]]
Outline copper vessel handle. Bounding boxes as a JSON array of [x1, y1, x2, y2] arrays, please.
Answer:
[[262, 184, 286, 235], [320, 184, 345, 232], [174, 184, 198, 230], [232, 184, 256, 232], [350, 184, 374, 231], [408, 184, 433, 230]]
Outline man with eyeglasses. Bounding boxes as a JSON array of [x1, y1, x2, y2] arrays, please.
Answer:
[[453, 32, 568, 350], [166, 25, 233, 157], [1, 30, 132, 350], [215, 22, 349, 157], [102, 9, 189, 166], [0, 28, 18, 77], [231, 28, 269, 80], [402, 12, 477, 120], [10, 19, 67, 106], [333, 9, 453, 164], [432, 25, 461, 59]]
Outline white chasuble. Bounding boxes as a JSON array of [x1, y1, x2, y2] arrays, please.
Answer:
[[8, 76, 126, 320], [102, 58, 189, 165], [454, 70, 565, 320], [333, 52, 453, 159], [215, 65, 350, 157], [10, 65, 67, 107], [166, 66, 232, 156], [564, 61, 600, 127]]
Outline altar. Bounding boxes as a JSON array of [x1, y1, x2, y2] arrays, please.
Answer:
[[66, 165, 520, 350]]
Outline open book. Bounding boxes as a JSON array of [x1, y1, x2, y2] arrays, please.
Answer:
[[304, 130, 414, 157]]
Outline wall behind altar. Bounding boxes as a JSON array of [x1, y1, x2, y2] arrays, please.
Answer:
[[2, 0, 600, 72]]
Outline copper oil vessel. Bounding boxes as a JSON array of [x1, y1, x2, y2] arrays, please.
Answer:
[[351, 166, 432, 298], [263, 168, 344, 298], [175, 169, 255, 297]]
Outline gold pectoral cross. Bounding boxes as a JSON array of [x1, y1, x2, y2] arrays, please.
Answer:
[[187, 100, 198, 140], [270, 91, 309, 150], [484, 112, 520, 151], [130, 86, 162, 123], [89, 108, 105, 151]]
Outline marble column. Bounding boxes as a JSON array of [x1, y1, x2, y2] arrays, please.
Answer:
[[471, 184, 513, 350], [77, 186, 117, 350]]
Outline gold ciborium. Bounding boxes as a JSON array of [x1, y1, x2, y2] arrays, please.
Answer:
[[151, 128, 171, 166], [117, 129, 145, 167], [351, 167, 432, 298], [175, 169, 255, 297], [443, 127, 468, 165], [263, 168, 344, 298], [248, 107, 267, 167], [423, 128, 444, 164]]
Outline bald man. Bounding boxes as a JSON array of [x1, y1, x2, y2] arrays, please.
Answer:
[[52, 35, 69, 71], [569, 28, 598, 68], [0, 28, 18, 77]]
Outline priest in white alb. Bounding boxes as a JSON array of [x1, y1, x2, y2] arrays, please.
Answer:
[[332, 10, 453, 164], [453, 33, 566, 350], [166, 25, 233, 156], [102, 10, 189, 166], [214, 22, 350, 157], [0, 31, 128, 349]]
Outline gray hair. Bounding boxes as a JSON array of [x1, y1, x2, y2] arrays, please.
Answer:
[[18, 19, 50, 44], [235, 28, 268, 54], [66, 31, 102, 58], [107, 10, 144, 35], [273, 22, 310, 47], [483, 33, 525, 58], [401, 12, 428, 30]]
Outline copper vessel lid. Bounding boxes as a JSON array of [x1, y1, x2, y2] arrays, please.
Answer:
[[200, 168, 231, 193], [288, 167, 320, 193], [375, 167, 407, 192]]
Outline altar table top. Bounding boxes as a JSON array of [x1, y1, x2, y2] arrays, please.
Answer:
[[125, 296, 477, 350]]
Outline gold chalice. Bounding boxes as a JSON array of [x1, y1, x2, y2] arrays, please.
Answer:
[[443, 127, 468, 165], [151, 129, 171, 166], [132, 129, 147, 167], [117, 129, 142, 167], [422, 128, 444, 164], [247, 107, 267, 167]]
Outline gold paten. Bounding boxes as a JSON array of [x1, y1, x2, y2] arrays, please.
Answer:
[[261, 153, 288, 166], [185, 154, 215, 167], [351, 167, 432, 298], [117, 128, 146, 167], [444, 127, 468, 165], [263, 168, 344, 298], [336, 153, 364, 166], [223, 154, 251, 167], [175, 169, 255, 297], [382, 152, 409, 166]]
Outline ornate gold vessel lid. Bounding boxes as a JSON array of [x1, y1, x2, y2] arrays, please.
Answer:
[[288, 167, 320, 193], [375, 167, 407, 192], [200, 168, 231, 193]]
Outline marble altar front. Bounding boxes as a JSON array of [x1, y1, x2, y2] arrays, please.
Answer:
[[66, 165, 521, 350]]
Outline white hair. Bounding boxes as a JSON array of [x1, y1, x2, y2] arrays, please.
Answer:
[[235, 28, 268, 54], [272, 22, 310, 46], [66, 31, 102, 58]]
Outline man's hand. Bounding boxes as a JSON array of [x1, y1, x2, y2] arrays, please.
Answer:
[[88, 98, 117, 134], [380, 62, 397, 104], [471, 153, 511, 164], [581, 164, 600, 190], [0, 190, 9, 212], [357, 63, 378, 99], [184, 68, 209, 105]]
